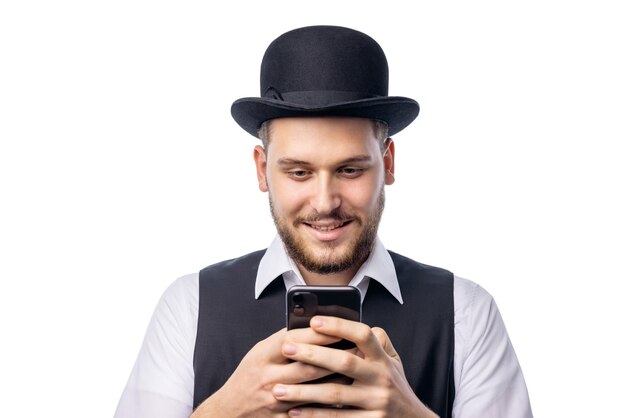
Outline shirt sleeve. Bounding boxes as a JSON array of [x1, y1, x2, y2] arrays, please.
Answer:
[[114, 273, 199, 418], [452, 277, 533, 418]]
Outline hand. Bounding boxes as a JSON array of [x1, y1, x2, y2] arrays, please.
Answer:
[[191, 327, 340, 418], [271, 316, 439, 417]]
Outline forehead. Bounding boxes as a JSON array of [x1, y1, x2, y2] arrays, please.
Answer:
[[266, 117, 379, 160]]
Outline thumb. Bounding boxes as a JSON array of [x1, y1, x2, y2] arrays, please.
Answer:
[[371, 327, 401, 361]]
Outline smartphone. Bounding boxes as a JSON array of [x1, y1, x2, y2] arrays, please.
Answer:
[[286, 285, 361, 349], [286, 285, 361, 407]]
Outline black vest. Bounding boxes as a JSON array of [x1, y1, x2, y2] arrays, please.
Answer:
[[193, 250, 455, 417]]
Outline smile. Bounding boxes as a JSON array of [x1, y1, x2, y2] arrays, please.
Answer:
[[306, 221, 349, 231], [301, 220, 354, 242]]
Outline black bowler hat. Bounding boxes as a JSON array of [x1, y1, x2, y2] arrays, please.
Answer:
[[231, 25, 420, 138]]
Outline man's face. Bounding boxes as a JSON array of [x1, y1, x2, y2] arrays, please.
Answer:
[[253, 117, 395, 276]]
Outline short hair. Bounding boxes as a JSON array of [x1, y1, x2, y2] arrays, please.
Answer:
[[258, 119, 389, 152]]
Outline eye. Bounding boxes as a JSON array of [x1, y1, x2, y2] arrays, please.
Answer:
[[288, 169, 310, 180], [339, 167, 364, 178]]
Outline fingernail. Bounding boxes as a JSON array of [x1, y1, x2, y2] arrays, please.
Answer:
[[311, 317, 324, 328], [288, 408, 302, 416], [283, 343, 297, 355], [273, 385, 287, 397]]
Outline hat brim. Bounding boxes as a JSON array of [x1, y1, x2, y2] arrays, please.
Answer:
[[231, 96, 419, 138]]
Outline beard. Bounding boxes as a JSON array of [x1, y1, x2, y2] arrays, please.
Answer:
[[269, 190, 385, 275]]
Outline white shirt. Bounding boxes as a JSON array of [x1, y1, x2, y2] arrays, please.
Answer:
[[115, 237, 532, 417]]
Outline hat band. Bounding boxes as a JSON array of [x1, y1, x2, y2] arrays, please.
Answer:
[[262, 88, 382, 107]]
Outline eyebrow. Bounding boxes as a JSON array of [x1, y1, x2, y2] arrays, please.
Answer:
[[277, 155, 373, 167]]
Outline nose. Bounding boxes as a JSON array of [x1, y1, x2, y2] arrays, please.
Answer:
[[309, 173, 341, 215]]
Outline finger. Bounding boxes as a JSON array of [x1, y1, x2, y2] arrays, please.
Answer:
[[371, 327, 400, 361], [263, 328, 340, 363], [273, 382, 372, 410], [288, 407, 378, 418], [286, 326, 342, 346], [278, 361, 337, 384], [310, 316, 386, 360], [281, 342, 377, 382], [262, 328, 291, 362]]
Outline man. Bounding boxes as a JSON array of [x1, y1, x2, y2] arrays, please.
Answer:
[[115, 25, 532, 417]]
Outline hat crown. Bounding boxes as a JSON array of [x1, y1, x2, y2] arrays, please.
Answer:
[[260, 26, 389, 101]]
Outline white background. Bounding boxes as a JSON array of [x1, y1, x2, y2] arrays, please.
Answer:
[[1, 1, 624, 416]]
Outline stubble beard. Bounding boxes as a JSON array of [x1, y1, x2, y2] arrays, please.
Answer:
[[269, 190, 385, 275]]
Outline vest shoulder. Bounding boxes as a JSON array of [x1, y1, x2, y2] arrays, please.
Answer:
[[388, 251, 454, 280], [199, 249, 266, 278]]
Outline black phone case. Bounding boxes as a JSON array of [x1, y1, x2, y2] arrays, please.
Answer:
[[286, 285, 361, 349]]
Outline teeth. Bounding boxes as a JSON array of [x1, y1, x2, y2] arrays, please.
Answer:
[[310, 222, 345, 231]]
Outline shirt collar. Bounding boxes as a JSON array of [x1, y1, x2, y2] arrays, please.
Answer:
[[255, 235, 403, 304]]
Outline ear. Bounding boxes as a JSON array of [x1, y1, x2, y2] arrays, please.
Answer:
[[383, 138, 395, 185], [253, 145, 269, 192]]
